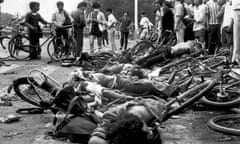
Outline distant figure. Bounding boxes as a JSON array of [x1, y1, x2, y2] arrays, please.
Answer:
[[106, 9, 118, 52], [52, 1, 71, 55], [174, 0, 186, 43], [71, 2, 87, 58], [88, 2, 107, 54], [221, 0, 233, 58], [206, 0, 221, 54], [119, 12, 131, 50], [139, 12, 152, 40], [24, 1, 48, 60]]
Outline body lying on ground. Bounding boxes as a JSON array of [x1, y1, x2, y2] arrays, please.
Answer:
[[88, 97, 166, 144], [134, 40, 204, 68], [67, 69, 179, 101]]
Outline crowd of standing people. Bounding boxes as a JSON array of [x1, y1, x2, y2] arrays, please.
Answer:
[[23, 1, 133, 60], [152, 0, 240, 65], [19, 0, 240, 66]]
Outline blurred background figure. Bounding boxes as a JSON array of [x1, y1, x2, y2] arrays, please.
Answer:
[[119, 12, 132, 51], [71, 2, 87, 58]]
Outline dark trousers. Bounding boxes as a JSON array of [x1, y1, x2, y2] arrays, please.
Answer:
[[120, 31, 129, 50], [207, 24, 221, 55], [73, 27, 84, 57], [56, 28, 69, 53], [29, 31, 41, 57], [102, 30, 109, 46], [184, 25, 194, 41]]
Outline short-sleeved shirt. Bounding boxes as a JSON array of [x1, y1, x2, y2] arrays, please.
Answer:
[[207, 0, 220, 25], [52, 11, 66, 26], [25, 12, 47, 28], [120, 16, 131, 32]]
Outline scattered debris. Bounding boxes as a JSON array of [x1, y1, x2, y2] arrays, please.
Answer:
[[0, 100, 12, 106], [0, 114, 21, 123], [3, 132, 23, 137]]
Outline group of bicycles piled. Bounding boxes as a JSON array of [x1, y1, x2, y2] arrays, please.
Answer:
[[9, 30, 240, 143]]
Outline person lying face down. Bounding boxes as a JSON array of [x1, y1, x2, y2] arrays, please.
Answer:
[[134, 40, 205, 68], [67, 69, 179, 98], [88, 97, 166, 144]]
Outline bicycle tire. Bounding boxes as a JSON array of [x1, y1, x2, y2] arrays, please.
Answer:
[[13, 77, 54, 108], [201, 79, 240, 108], [47, 38, 64, 61], [8, 35, 31, 60], [208, 114, 240, 136], [201, 96, 240, 108], [165, 80, 217, 120]]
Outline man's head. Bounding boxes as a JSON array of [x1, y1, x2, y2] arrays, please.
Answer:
[[106, 9, 113, 15], [218, 0, 226, 6], [77, 2, 87, 10], [56, 1, 64, 11], [92, 2, 101, 11], [29, 1, 40, 12], [185, 0, 192, 5], [194, 0, 202, 6], [105, 111, 149, 144], [141, 11, 147, 17]]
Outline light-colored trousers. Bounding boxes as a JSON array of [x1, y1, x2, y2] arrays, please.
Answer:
[[232, 10, 240, 63], [108, 28, 117, 51], [176, 28, 185, 44]]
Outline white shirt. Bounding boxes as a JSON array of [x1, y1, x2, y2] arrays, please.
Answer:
[[232, 0, 240, 10], [97, 11, 107, 32], [108, 13, 117, 28], [52, 11, 66, 26], [140, 17, 151, 29], [222, 1, 233, 29], [193, 5, 206, 31]]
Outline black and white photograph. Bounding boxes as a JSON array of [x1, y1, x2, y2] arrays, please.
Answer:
[[0, 0, 240, 143]]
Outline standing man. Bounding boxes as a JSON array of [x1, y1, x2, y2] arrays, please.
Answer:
[[232, 0, 240, 64], [206, 0, 221, 54], [119, 12, 132, 51], [88, 2, 107, 54], [71, 2, 87, 58], [221, 0, 233, 59], [25, 1, 48, 60], [106, 9, 118, 52], [52, 1, 71, 55], [174, 0, 186, 43], [193, 0, 206, 43]]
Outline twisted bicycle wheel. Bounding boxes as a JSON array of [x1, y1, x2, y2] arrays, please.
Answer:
[[13, 77, 54, 108]]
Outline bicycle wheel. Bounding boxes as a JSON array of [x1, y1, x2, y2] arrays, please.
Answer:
[[130, 41, 155, 57], [0, 36, 11, 58], [13, 77, 54, 108], [201, 79, 240, 108], [164, 80, 217, 120], [47, 38, 64, 61], [208, 114, 240, 136], [130, 41, 155, 63], [8, 35, 31, 60]]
